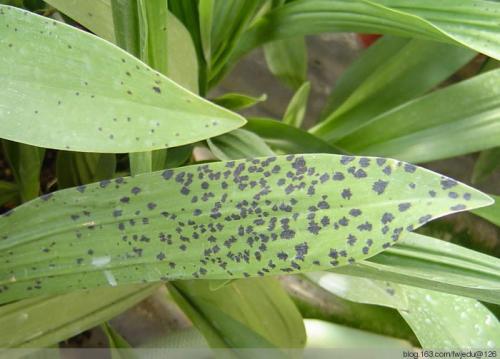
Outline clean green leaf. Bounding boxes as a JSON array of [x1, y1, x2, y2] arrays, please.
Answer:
[[198, 0, 214, 65], [0, 284, 159, 348], [472, 147, 500, 184], [335, 69, 500, 163], [472, 194, 500, 227], [2, 140, 44, 202], [0, 5, 244, 153], [0, 154, 492, 303], [283, 82, 310, 128], [102, 321, 132, 359], [110, 0, 140, 56], [45, 0, 115, 42], [310, 273, 500, 349], [335, 232, 500, 304], [305, 319, 411, 348], [0, 180, 18, 207], [244, 118, 342, 154], [207, 129, 274, 160], [56, 152, 116, 189], [233, 0, 500, 62], [312, 37, 475, 140], [212, 92, 267, 111], [264, 37, 308, 90], [170, 278, 306, 349]]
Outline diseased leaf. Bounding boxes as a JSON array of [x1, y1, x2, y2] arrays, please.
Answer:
[[335, 69, 500, 163], [0, 154, 492, 303], [207, 129, 274, 161], [212, 93, 267, 111], [0, 284, 159, 348], [0, 5, 244, 153], [283, 82, 310, 128]]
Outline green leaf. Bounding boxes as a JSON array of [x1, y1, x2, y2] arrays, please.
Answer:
[[472, 194, 500, 227], [212, 93, 267, 111], [0, 180, 18, 207], [102, 322, 133, 359], [170, 278, 306, 349], [264, 37, 307, 90], [0, 5, 244, 153], [198, 0, 214, 65], [207, 129, 274, 160], [310, 273, 500, 349], [334, 232, 500, 304], [0, 154, 492, 303], [305, 319, 411, 348], [0, 284, 159, 348], [56, 152, 116, 189], [2, 140, 44, 202], [312, 37, 475, 140], [110, 0, 140, 56], [244, 118, 342, 154], [335, 69, 500, 163], [233, 0, 500, 62], [472, 147, 500, 184], [45, 0, 115, 42], [283, 82, 310, 128]]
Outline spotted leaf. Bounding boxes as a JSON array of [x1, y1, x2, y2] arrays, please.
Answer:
[[0, 5, 245, 153], [0, 154, 493, 304]]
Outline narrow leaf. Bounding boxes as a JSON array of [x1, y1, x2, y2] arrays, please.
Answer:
[[0, 284, 159, 348], [0, 154, 492, 303], [207, 129, 274, 160], [312, 37, 475, 140], [212, 93, 267, 111], [472, 194, 500, 227], [336, 69, 500, 163], [56, 152, 116, 189], [233, 0, 500, 62], [335, 232, 500, 304], [283, 82, 310, 128], [0, 5, 244, 153], [471, 147, 500, 184], [0, 180, 18, 207]]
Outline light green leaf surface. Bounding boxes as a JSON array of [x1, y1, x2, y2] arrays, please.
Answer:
[[305, 319, 411, 349], [472, 147, 500, 184], [264, 37, 308, 90], [170, 278, 306, 349], [56, 152, 116, 189], [198, 0, 214, 65], [233, 0, 500, 62], [312, 37, 475, 140], [2, 141, 44, 202], [208, 129, 274, 161], [110, 0, 140, 56], [212, 92, 267, 111], [472, 194, 500, 227], [0, 5, 244, 153], [0, 284, 159, 348], [0, 154, 492, 303], [102, 322, 132, 359], [335, 232, 500, 304], [244, 118, 342, 155], [335, 69, 500, 162], [283, 82, 310, 128], [45, 0, 115, 42], [311, 273, 500, 349]]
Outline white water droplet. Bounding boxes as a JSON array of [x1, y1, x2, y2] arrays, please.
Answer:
[[487, 340, 495, 348], [92, 256, 110, 267], [485, 315, 494, 326]]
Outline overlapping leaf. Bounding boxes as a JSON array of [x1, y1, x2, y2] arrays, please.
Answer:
[[0, 154, 492, 303], [0, 5, 244, 153]]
